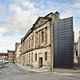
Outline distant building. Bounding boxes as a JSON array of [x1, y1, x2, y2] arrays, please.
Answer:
[[0, 53, 8, 60], [8, 50, 15, 62], [77, 31, 80, 56], [77, 31, 80, 64], [15, 42, 22, 64], [20, 11, 74, 70], [74, 42, 78, 64]]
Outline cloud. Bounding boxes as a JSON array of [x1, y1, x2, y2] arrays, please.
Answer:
[[1, 0, 80, 39], [0, 39, 15, 52], [7, 1, 38, 34], [0, 0, 38, 37], [9, 4, 22, 14], [15, 0, 34, 8], [0, 0, 80, 51], [22, 0, 34, 9], [73, 0, 80, 8], [0, 5, 4, 16], [0, 27, 7, 33]]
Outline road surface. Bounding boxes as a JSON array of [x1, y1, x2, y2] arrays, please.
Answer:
[[0, 63, 80, 80]]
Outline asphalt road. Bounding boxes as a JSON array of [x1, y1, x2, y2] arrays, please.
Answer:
[[0, 63, 80, 80]]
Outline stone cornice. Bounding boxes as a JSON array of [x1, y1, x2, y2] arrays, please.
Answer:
[[21, 44, 51, 55]]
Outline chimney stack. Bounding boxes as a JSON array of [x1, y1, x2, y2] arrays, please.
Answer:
[[55, 11, 59, 18]]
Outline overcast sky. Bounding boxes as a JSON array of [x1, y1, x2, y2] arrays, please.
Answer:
[[0, 0, 80, 52]]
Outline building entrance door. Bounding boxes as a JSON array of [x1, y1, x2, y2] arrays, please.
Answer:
[[39, 58, 43, 68]]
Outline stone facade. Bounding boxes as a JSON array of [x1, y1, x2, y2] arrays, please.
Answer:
[[20, 12, 60, 70], [15, 43, 22, 64], [77, 31, 80, 64], [20, 11, 74, 70], [77, 32, 80, 56], [74, 43, 78, 64], [8, 50, 15, 62]]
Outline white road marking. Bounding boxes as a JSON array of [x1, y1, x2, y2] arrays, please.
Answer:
[[41, 73, 49, 74], [52, 72, 73, 76]]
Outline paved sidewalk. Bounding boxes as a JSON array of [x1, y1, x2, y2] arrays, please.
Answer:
[[52, 68, 80, 78], [53, 68, 80, 73], [16, 63, 80, 75], [15, 63, 80, 78], [16, 63, 49, 72]]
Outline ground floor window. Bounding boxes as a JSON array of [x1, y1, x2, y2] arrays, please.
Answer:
[[76, 50, 78, 56], [35, 53, 37, 61], [45, 52, 47, 61]]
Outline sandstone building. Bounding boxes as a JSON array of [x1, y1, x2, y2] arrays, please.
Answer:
[[20, 11, 74, 70], [77, 32, 80, 56], [8, 50, 15, 62], [74, 42, 78, 64], [77, 31, 80, 64], [15, 42, 22, 64]]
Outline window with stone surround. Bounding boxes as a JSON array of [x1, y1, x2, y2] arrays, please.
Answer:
[[76, 50, 78, 56], [45, 52, 47, 61], [31, 35, 33, 48], [36, 32, 38, 47], [35, 53, 37, 61], [41, 31, 44, 43], [27, 54, 28, 62], [45, 27, 47, 44]]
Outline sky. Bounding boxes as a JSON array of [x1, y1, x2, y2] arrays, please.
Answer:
[[0, 0, 80, 52]]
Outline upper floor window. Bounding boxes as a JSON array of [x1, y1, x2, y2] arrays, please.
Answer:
[[36, 32, 38, 41], [27, 54, 28, 62], [41, 31, 44, 43], [35, 53, 37, 61]]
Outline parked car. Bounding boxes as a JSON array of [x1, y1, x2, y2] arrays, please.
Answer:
[[4, 60, 9, 64], [0, 58, 5, 64]]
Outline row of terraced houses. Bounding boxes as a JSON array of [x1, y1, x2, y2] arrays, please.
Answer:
[[0, 50, 15, 62], [15, 11, 80, 70]]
